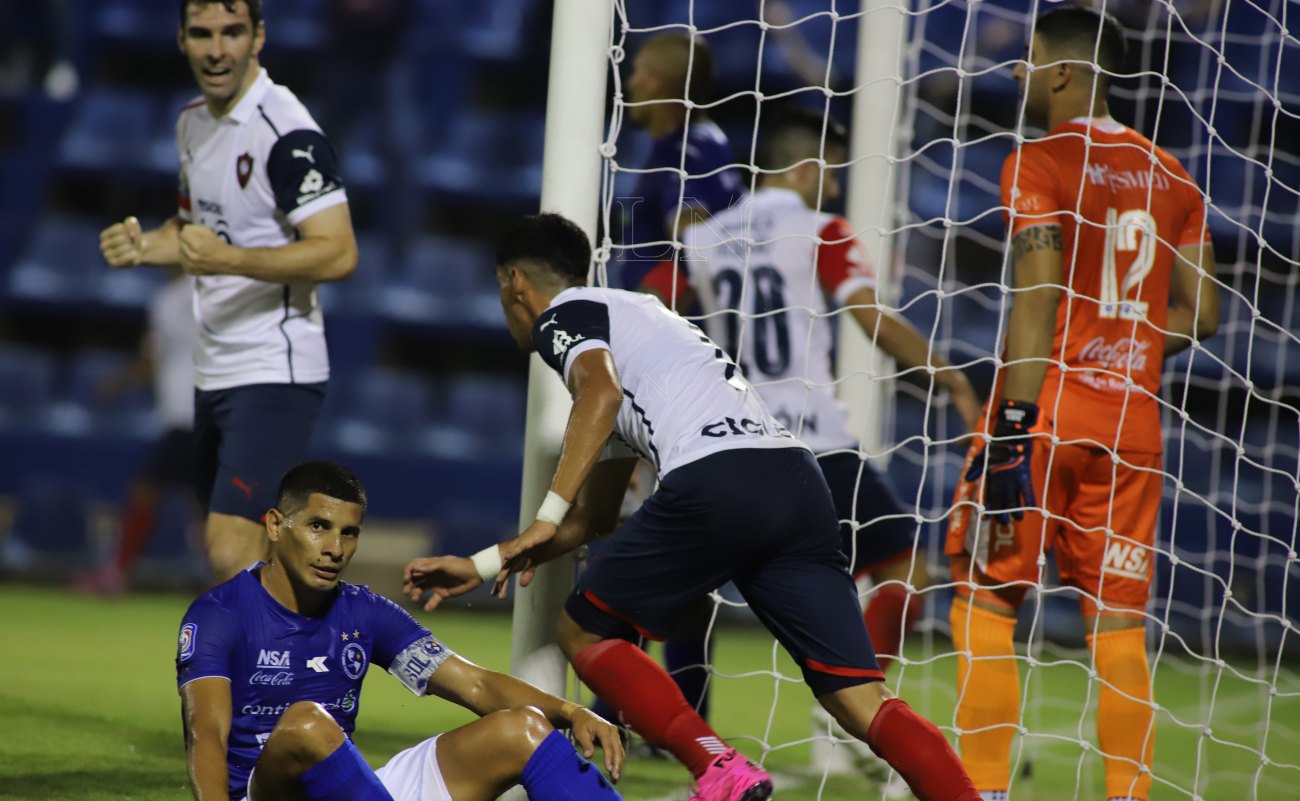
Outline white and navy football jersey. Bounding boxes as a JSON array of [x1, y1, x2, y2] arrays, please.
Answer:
[[176, 68, 347, 390], [177, 568, 453, 800], [533, 286, 804, 478], [651, 187, 877, 454]]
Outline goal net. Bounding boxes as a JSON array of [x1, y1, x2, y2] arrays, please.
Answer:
[[553, 0, 1299, 798]]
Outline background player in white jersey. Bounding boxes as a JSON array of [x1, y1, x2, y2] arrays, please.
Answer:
[[643, 108, 982, 675], [76, 269, 199, 595], [98, 0, 358, 581], [177, 460, 625, 801], [403, 214, 981, 801]]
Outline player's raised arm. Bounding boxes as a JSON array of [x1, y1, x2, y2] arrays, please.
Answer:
[[422, 654, 625, 780], [840, 284, 982, 431], [180, 677, 234, 801], [179, 203, 358, 283], [100, 215, 184, 269]]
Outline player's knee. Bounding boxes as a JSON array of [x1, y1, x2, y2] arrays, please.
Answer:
[[818, 679, 893, 741], [487, 706, 555, 765], [267, 702, 345, 762]]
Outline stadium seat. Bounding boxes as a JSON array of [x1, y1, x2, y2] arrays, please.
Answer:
[[323, 366, 436, 455], [0, 345, 58, 430], [60, 348, 156, 438], [371, 234, 500, 327], [2, 479, 95, 575], [56, 88, 159, 174], [419, 110, 545, 203], [420, 373, 525, 458], [7, 215, 103, 303], [95, 0, 177, 48]]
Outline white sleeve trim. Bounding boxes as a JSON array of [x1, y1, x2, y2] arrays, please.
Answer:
[[833, 275, 877, 307], [561, 339, 612, 386], [286, 188, 348, 227], [177, 674, 232, 691]]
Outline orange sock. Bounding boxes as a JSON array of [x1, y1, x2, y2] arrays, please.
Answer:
[[1088, 627, 1154, 801], [950, 596, 1019, 794]]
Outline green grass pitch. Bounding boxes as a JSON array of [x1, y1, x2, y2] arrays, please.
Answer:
[[1, 585, 1295, 800]]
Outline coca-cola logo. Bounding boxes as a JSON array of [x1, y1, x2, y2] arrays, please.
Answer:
[[248, 670, 294, 686], [1078, 336, 1150, 372]]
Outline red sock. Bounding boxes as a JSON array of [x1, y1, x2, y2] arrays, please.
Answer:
[[113, 495, 158, 575], [863, 582, 919, 671], [572, 639, 727, 777], [866, 698, 981, 801]]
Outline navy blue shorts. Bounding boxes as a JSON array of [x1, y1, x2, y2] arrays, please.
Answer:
[[816, 452, 918, 577], [567, 447, 883, 696], [194, 383, 326, 522]]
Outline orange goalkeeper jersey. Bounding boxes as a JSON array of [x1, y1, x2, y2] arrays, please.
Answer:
[[1000, 116, 1210, 455]]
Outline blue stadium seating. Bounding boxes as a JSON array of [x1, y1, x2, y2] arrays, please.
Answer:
[[8, 215, 106, 303], [321, 366, 437, 456], [2, 479, 94, 574], [62, 348, 156, 437], [0, 346, 58, 430], [56, 88, 158, 174], [419, 110, 545, 203]]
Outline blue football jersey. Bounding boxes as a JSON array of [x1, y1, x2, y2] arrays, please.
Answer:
[[620, 120, 745, 289], [175, 568, 453, 799]]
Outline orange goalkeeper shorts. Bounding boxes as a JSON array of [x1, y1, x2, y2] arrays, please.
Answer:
[[945, 437, 1163, 611]]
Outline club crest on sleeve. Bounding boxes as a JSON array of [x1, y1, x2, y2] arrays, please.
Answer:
[[178, 623, 197, 661], [236, 153, 253, 188]]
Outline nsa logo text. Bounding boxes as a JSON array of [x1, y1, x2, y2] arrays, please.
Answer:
[[1101, 541, 1151, 581], [257, 649, 292, 670]]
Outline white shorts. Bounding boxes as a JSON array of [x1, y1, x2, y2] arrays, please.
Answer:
[[246, 735, 449, 801], [375, 735, 450, 801]]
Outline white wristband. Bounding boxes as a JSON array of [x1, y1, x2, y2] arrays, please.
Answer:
[[469, 545, 503, 583], [535, 491, 572, 526]]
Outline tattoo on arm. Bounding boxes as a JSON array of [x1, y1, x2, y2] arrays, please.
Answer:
[[1011, 225, 1062, 261]]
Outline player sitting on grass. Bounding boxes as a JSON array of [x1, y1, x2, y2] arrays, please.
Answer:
[[176, 460, 624, 801]]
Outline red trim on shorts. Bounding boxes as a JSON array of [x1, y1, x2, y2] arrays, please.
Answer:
[[582, 591, 663, 642], [805, 658, 884, 680], [852, 547, 915, 581]]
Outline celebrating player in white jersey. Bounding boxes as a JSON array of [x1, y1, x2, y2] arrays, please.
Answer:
[[98, 0, 358, 581], [642, 108, 981, 673], [403, 214, 981, 801]]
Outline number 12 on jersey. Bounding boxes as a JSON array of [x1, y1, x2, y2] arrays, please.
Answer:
[[1100, 207, 1157, 320]]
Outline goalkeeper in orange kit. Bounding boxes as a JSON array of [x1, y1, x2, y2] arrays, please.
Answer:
[[946, 7, 1219, 801]]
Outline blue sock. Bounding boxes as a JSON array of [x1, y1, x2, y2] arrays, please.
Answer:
[[664, 636, 712, 720], [301, 739, 393, 801], [520, 729, 622, 801]]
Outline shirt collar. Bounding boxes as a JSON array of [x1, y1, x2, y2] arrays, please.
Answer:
[[223, 67, 273, 125], [1063, 115, 1125, 134]]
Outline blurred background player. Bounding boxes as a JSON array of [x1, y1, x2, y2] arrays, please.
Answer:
[[948, 8, 1218, 801], [98, 0, 358, 581], [176, 460, 625, 801], [643, 108, 982, 680], [616, 32, 744, 290], [75, 268, 199, 595], [405, 213, 981, 801]]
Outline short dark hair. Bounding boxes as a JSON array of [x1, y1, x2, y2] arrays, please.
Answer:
[[758, 107, 849, 172], [180, 0, 263, 29], [1034, 6, 1127, 81], [275, 461, 367, 515], [497, 213, 592, 286]]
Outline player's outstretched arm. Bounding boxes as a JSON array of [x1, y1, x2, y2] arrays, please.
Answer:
[[402, 457, 634, 610], [178, 203, 358, 283], [180, 677, 234, 801], [100, 216, 183, 269], [426, 654, 625, 780], [842, 285, 982, 431], [1165, 242, 1219, 355]]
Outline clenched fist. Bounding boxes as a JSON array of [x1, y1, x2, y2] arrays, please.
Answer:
[[179, 224, 238, 276], [100, 216, 144, 268]]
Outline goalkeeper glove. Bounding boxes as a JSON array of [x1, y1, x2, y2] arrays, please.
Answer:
[[966, 399, 1040, 524]]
